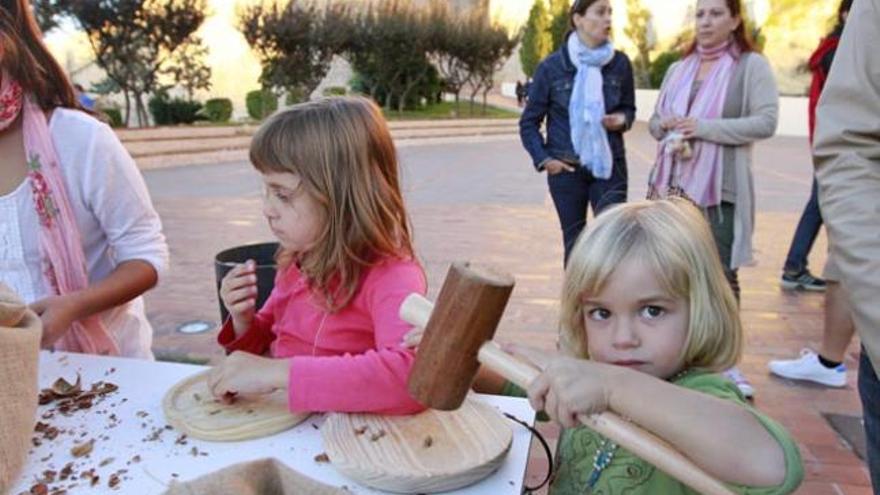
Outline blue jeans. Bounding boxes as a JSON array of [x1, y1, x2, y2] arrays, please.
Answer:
[[859, 348, 880, 493], [547, 159, 627, 264], [784, 178, 823, 274]]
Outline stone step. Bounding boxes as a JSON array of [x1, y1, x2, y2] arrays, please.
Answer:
[[117, 118, 518, 144]]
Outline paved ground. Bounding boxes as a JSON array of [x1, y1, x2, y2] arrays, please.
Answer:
[[140, 120, 869, 494]]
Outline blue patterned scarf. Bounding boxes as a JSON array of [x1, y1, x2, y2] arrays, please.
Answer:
[[568, 34, 615, 179]]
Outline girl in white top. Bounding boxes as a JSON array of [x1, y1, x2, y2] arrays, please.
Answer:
[[0, 0, 167, 359]]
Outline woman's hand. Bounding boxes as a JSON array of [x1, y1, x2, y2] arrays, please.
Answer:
[[660, 116, 683, 131], [219, 260, 257, 335], [521, 355, 617, 428], [544, 159, 575, 175], [674, 117, 699, 139], [208, 351, 290, 400], [30, 294, 83, 348], [602, 113, 627, 131]]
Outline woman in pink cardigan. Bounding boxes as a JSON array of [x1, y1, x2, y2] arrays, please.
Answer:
[[208, 97, 425, 415]]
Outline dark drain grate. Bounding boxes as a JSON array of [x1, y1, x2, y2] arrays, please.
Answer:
[[823, 413, 867, 460]]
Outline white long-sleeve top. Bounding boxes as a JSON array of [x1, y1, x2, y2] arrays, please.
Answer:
[[0, 108, 168, 359]]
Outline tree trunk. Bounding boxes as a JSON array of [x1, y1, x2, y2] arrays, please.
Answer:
[[399, 67, 429, 113], [482, 87, 490, 116], [123, 90, 131, 127], [468, 86, 480, 116], [133, 92, 148, 127]]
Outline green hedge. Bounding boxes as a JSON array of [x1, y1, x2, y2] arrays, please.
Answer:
[[322, 86, 346, 97], [148, 93, 203, 125], [650, 50, 681, 89], [203, 98, 233, 123], [246, 89, 278, 120], [100, 107, 124, 128]]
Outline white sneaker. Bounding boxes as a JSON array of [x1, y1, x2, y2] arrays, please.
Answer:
[[768, 349, 847, 387], [723, 367, 755, 398]]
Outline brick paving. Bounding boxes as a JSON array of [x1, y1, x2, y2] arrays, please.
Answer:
[[140, 121, 869, 494]]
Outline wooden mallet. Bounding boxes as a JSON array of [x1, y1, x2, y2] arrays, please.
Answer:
[[400, 262, 735, 495]]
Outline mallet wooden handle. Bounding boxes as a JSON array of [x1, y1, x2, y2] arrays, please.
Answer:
[[401, 294, 735, 495]]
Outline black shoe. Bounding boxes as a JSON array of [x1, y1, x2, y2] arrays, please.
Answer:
[[781, 270, 827, 291]]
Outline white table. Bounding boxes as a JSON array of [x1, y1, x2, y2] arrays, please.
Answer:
[[12, 352, 535, 494]]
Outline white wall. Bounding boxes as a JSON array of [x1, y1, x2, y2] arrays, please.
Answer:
[[635, 89, 808, 138]]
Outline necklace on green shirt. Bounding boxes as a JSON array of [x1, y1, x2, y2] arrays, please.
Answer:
[[586, 437, 618, 491], [584, 368, 696, 491]]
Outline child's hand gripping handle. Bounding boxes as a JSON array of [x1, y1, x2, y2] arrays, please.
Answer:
[[401, 293, 736, 495]]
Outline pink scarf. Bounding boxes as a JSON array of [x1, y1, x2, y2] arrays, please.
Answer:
[[0, 73, 119, 355], [648, 41, 737, 206]]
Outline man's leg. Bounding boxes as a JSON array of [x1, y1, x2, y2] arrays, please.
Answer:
[[782, 178, 826, 291], [769, 261, 853, 387], [858, 348, 880, 492], [821, 282, 857, 362]]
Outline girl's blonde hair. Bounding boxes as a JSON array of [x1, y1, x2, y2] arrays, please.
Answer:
[[250, 96, 414, 311], [559, 198, 741, 372]]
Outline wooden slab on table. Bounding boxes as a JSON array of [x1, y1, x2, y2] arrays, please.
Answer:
[[163, 370, 310, 441], [321, 398, 512, 493]]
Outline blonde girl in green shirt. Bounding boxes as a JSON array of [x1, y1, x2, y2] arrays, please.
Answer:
[[480, 198, 803, 494]]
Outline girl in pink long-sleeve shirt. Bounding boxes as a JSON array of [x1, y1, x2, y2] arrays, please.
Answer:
[[208, 97, 426, 415]]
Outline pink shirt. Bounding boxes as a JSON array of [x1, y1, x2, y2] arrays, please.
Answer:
[[218, 257, 426, 415]]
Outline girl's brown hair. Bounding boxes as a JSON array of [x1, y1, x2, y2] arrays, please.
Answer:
[[250, 96, 415, 311], [0, 0, 81, 110], [684, 0, 758, 56]]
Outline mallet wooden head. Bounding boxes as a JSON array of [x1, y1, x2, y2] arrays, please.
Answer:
[[404, 262, 514, 410]]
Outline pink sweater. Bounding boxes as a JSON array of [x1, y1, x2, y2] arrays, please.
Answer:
[[218, 258, 426, 415]]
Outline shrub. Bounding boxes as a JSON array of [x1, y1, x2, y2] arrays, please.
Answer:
[[246, 89, 278, 120], [322, 86, 346, 97], [99, 107, 124, 128], [148, 93, 203, 125], [285, 87, 307, 105], [650, 50, 681, 89], [203, 98, 233, 122]]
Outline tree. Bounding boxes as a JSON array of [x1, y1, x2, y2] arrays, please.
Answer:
[[460, 13, 520, 115], [519, 0, 551, 78], [624, 0, 654, 88], [425, 1, 474, 114], [64, 0, 208, 126], [32, 0, 65, 33], [343, 0, 438, 112], [239, 1, 349, 101], [548, 0, 569, 52], [161, 39, 212, 101]]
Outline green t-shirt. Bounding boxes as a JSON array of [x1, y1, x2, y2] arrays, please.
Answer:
[[502, 371, 804, 495]]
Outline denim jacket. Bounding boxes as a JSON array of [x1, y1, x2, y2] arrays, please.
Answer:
[[519, 34, 636, 171]]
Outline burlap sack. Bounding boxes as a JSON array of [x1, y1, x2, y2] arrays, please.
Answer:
[[162, 458, 346, 495], [0, 284, 41, 495]]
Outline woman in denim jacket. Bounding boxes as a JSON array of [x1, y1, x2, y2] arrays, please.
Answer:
[[519, 0, 635, 264]]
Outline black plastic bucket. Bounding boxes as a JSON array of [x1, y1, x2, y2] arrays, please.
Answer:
[[214, 242, 280, 322]]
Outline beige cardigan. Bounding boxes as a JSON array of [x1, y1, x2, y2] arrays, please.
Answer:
[[649, 52, 779, 269], [814, 0, 880, 370]]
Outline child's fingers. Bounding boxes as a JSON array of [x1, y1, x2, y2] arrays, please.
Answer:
[[228, 298, 256, 315], [224, 286, 257, 306], [402, 327, 424, 348], [543, 388, 561, 424], [556, 402, 579, 429], [221, 262, 257, 289], [222, 271, 258, 293], [526, 372, 551, 412], [207, 364, 226, 398]]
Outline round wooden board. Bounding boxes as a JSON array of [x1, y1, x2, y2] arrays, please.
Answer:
[[321, 398, 513, 493], [163, 370, 310, 442]]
